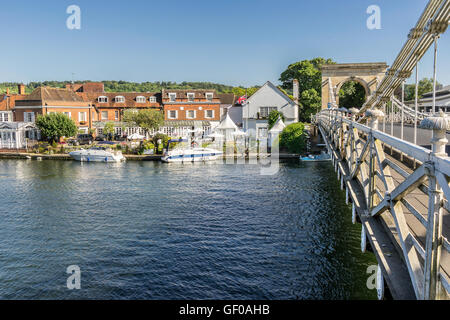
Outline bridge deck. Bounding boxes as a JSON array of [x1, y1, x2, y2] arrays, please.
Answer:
[[319, 122, 450, 300], [377, 152, 450, 285]]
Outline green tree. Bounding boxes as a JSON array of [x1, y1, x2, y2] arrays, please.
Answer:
[[338, 81, 366, 109], [279, 122, 307, 154], [268, 110, 285, 130], [103, 122, 115, 140], [35, 113, 77, 142], [123, 109, 164, 136], [279, 57, 335, 122], [404, 78, 443, 101]]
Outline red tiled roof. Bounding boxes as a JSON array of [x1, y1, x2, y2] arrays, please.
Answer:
[[77, 92, 162, 108]]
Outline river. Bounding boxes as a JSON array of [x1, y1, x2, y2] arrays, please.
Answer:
[[0, 159, 376, 299]]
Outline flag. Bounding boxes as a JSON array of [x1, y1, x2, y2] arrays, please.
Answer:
[[237, 95, 247, 105]]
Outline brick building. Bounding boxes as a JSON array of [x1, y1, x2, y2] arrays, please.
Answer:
[[161, 89, 221, 129], [14, 86, 94, 133]]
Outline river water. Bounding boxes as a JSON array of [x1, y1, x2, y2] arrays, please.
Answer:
[[0, 159, 376, 299]]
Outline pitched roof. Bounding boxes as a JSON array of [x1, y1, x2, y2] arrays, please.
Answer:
[[78, 92, 162, 107], [0, 93, 28, 110], [269, 117, 286, 132], [161, 89, 218, 99], [246, 81, 295, 105], [215, 113, 238, 130], [422, 85, 450, 98], [217, 93, 236, 105], [25, 87, 86, 103]]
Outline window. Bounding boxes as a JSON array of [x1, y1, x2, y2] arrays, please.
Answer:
[[97, 128, 103, 135], [168, 110, 177, 119], [259, 107, 277, 118], [92, 111, 96, 120], [79, 112, 87, 122], [115, 96, 125, 103], [0, 112, 9, 122], [169, 93, 176, 102], [258, 127, 268, 138], [101, 111, 108, 120], [98, 96, 108, 103], [24, 112, 35, 122], [187, 93, 195, 102], [115, 111, 119, 120], [149, 96, 156, 103], [186, 110, 196, 119], [205, 110, 214, 118], [136, 96, 146, 103], [63, 112, 71, 119], [206, 93, 213, 102]]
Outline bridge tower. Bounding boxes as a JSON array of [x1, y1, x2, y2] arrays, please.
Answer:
[[321, 63, 388, 110]]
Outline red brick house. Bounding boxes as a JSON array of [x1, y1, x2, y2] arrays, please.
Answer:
[[13, 86, 94, 133], [162, 89, 221, 128]]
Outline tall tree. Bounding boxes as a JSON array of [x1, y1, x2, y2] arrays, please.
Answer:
[[279, 57, 335, 122], [35, 113, 77, 142], [123, 109, 164, 136], [403, 78, 443, 101]]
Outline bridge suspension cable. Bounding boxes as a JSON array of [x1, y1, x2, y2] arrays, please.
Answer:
[[359, 0, 450, 118]]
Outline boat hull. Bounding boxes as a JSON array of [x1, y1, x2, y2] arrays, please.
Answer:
[[69, 150, 125, 162], [161, 148, 223, 163]]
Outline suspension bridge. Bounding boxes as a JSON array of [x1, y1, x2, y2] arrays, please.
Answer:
[[313, 0, 450, 300]]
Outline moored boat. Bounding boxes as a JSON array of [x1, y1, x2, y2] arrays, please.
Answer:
[[300, 151, 331, 162], [161, 138, 223, 163], [69, 147, 125, 162]]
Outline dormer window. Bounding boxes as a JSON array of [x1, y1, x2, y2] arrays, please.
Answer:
[[136, 96, 146, 103], [187, 93, 195, 102], [149, 96, 156, 103], [169, 93, 176, 102], [205, 93, 213, 102], [115, 96, 125, 103], [98, 96, 108, 103]]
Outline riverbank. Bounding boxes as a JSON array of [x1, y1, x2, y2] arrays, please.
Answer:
[[0, 152, 300, 161]]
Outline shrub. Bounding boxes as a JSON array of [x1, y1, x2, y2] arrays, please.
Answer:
[[279, 123, 307, 154]]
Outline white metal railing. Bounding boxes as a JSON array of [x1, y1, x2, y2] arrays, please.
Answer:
[[315, 108, 450, 300]]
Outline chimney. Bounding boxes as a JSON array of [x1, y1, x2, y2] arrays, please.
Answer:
[[293, 79, 299, 104], [18, 83, 26, 95]]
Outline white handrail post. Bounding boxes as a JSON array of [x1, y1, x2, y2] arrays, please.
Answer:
[[366, 108, 384, 210], [420, 111, 448, 299]]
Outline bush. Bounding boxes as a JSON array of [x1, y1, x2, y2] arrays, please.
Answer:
[[152, 133, 169, 147], [280, 123, 307, 154]]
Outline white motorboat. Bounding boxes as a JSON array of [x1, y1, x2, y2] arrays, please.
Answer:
[[161, 138, 223, 163], [69, 147, 125, 162]]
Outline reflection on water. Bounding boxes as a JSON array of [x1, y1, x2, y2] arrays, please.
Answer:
[[0, 159, 376, 299]]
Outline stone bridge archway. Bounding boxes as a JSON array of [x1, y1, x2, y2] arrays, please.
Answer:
[[321, 63, 388, 110]]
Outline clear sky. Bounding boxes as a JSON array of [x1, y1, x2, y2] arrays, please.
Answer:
[[0, 0, 448, 87]]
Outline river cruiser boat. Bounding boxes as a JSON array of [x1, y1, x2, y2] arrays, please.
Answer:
[[69, 147, 125, 162], [161, 138, 223, 163]]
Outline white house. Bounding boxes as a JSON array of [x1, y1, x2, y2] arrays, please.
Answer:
[[242, 81, 298, 138], [0, 121, 40, 149]]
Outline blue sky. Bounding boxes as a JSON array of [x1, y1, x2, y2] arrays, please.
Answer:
[[0, 0, 448, 87]]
